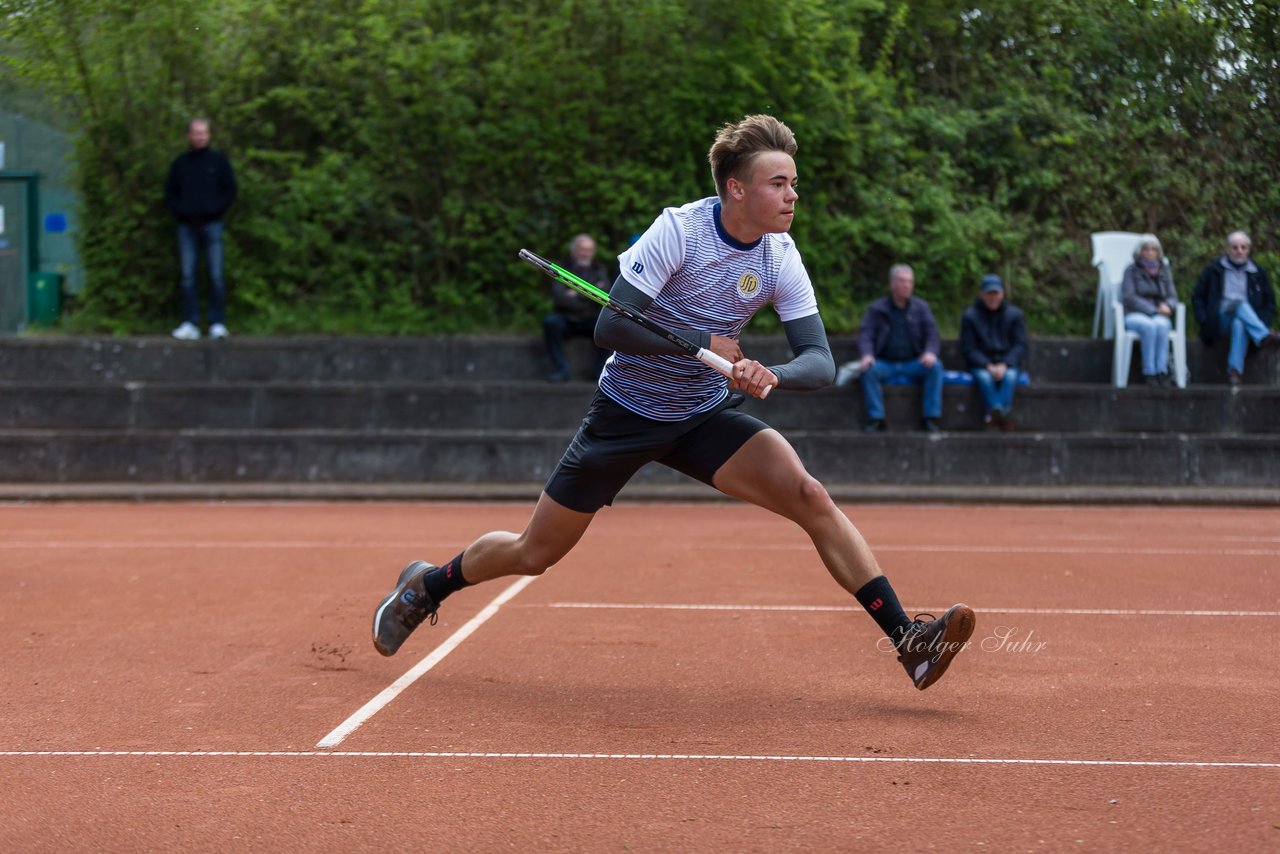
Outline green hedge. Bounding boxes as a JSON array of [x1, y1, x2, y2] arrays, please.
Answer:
[[4, 0, 1279, 336]]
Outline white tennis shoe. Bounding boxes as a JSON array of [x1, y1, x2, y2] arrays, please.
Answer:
[[171, 321, 200, 341]]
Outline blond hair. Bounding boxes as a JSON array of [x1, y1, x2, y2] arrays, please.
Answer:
[[708, 115, 797, 200]]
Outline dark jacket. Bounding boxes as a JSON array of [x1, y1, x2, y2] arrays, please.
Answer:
[[165, 147, 237, 223], [550, 259, 611, 323], [1120, 262, 1178, 316], [960, 298, 1028, 370], [857, 296, 941, 360], [1191, 257, 1275, 345]]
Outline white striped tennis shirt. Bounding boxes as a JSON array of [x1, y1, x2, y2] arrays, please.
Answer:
[[601, 196, 818, 421]]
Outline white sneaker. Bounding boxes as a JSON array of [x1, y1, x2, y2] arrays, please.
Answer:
[[171, 321, 200, 341], [209, 323, 230, 339]]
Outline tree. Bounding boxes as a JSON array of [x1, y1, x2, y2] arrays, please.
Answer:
[[2, 0, 1276, 334]]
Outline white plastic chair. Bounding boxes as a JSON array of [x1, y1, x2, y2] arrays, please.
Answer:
[[1112, 298, 1187, 388], [1093, 231, 1188, 388], [1091, 231, 1144, 340]]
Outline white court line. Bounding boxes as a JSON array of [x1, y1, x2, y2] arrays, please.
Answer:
[[543, 603, 1280, 617], [316, 576, 536, 750], [0, 541, 458, 550], [0, 750, 1276, 769], [716, 544, 1280, 557], [4, 541, 1279, 557]]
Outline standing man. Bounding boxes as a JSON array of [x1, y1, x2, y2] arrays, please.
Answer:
[[1191, 230, 1280, 385], [543, 233, 612, 381], [960, 274, 1028, 430], [165, 117, 237, 340], [373, 115, 975, 691], [856, 264, 945, 433]]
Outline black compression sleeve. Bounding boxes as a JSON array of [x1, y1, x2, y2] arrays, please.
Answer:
[[769, 313, 836, 390], [594, 276, 711, 354], [594, 276, 834, 390]]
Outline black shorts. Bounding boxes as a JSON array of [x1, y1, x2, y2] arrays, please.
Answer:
[[545, 390, 770, 513]]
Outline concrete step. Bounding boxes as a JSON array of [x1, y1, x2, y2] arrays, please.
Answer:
[[3, 428, 1278, 488], [3, 335, 1274, 497], [7, 480, 1277, 506], [4, 334, 1277, 385], [3, 380, 1276, 435]]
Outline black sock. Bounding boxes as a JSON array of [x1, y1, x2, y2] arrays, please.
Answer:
[[423, 552, 471, 604], [854, 576, 913, 645]]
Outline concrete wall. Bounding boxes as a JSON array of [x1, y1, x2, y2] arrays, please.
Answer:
[[1, 335, 1276, 498]]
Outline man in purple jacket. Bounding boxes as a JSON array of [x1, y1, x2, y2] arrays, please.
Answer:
[[856, 264, 944, 433]]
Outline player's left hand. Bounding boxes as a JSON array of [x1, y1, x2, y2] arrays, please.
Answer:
[[730, 359, 777, 399]]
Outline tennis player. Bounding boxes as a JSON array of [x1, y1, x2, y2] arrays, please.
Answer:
[[374, 115, 975, 690]]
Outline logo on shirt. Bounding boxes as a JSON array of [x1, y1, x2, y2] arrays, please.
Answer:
[[631, 261, 645, 275], [737, 272, 761, 299]]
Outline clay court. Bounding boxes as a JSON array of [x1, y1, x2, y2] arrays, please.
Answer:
[[1, 500, 1277, 851]]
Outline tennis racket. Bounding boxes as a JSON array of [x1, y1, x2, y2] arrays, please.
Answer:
[[518, 248, 769, 398]]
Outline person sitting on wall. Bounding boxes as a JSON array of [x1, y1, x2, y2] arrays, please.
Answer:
[[960, 274, 1027, 430], [856, 264, 945, 433], [543, 233, 612, 382], [1191, 230, 1280, 385]]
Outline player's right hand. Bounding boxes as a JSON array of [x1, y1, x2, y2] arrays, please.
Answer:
[[730, 360, 777, 399]]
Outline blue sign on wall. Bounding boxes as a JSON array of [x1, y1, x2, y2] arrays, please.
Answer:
[[45, 213, 68, 234]]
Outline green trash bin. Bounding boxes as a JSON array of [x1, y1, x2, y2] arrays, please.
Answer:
[[27, 271, 63, 328]]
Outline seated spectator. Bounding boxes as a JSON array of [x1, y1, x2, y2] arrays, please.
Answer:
[[543, 233, 612, 382], [960, 274, 1027, 430], [1121, 235, 1179, 386], [857, 264, 944, 433], [1192, 230, 1280, 385]]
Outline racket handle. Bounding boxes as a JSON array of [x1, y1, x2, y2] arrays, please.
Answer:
[[696, 349, 772, 399]]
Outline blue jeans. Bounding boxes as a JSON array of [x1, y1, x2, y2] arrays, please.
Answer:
[[1219, 302, 1270, 373], [178, 220, 226, 325], [972, 367, 1019, 415], [542, 312, 608, 378], [1124, 312, 1172, 376], [859, 359, 944, 421]]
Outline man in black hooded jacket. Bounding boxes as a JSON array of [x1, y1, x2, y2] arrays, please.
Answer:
[[960, 274, 1028, 430], [165, 118, 237, 340]]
